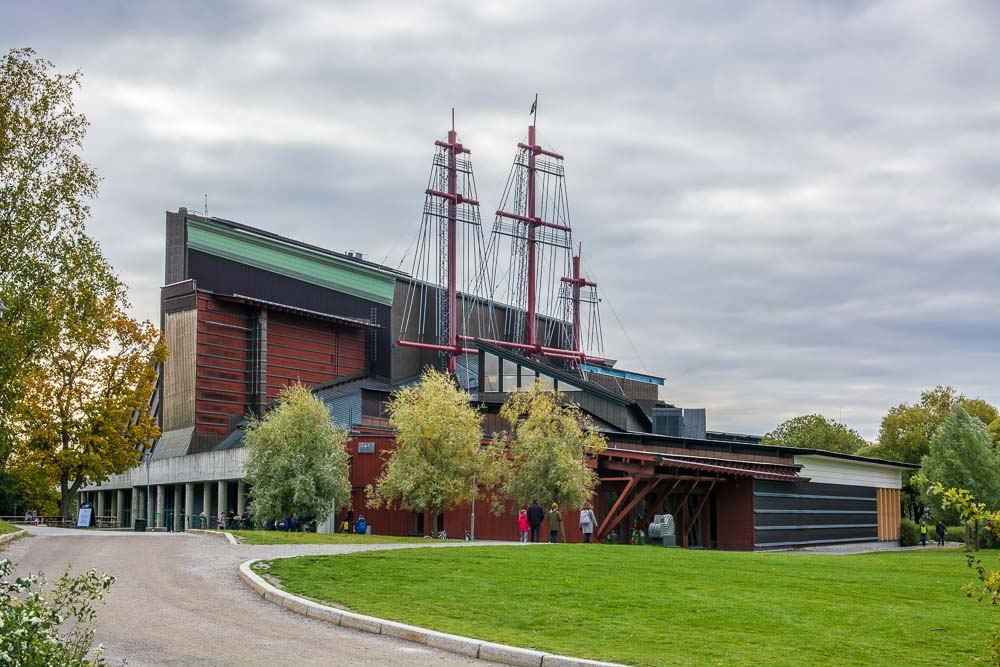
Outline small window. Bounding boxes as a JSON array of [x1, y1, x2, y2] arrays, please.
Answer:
[[559, 380, 582, 392], [502, 358, 519, 392], [536, 373, 554, 391], [483, 353, 499, 392], [520, 369, 536, 391]]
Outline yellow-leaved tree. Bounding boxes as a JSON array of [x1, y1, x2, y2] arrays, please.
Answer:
[[497, 385, 606, 516], [367, 368, 494, 534], [1, 47, 166, 518]]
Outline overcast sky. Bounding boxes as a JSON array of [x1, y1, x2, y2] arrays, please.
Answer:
[[5, 1, 998, 438]]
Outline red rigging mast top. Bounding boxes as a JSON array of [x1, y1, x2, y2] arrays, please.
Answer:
[[398, 102, 607, 379], [396, 111, 486, 375]]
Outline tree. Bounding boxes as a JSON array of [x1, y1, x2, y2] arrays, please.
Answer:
[[367, 368, 490, 534], [921, 407, 1000, 523], [497, 385, 607, 517], [14, 270, 166, 519], [760, 414, 867, 454], [243, 384, 351, 525], [870, 386, 998, 520], [989, 418, 1000, 451], [1, 48, 100, 472]]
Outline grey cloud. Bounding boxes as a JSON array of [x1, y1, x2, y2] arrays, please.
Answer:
[[3, 0, 998, 439]]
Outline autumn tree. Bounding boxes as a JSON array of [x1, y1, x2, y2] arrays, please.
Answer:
[[1, 48, 100, 472], [497, 385, 607, 518], [1, 48, 165, 518], [367, 368, 491, 534], [921, 407, 1000, 523], [761, 414, 867, 454], [243, 385, 351, 525]]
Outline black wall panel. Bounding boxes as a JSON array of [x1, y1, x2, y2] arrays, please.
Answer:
[[753, 479, 879, 549]]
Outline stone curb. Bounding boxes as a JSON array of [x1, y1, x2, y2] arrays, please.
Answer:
[[0, 528, 27, 546], [188, 528, 239, 545], [239, 558, 623, 667]]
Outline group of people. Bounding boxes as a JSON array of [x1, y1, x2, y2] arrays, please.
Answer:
[[919, 520, 947, 547], [517, 500, 599, 543], [22, 509, 39, 524], [339, 514, 370, 535]]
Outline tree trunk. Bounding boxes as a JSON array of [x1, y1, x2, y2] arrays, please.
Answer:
[[59, 472, 84, 521], [431, 510, 439, 535]]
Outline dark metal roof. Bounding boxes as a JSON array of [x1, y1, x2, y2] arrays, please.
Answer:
[[213, 293, 381, 330]]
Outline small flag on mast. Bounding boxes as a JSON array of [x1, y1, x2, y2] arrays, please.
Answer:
[[529, 98, 537, 115]]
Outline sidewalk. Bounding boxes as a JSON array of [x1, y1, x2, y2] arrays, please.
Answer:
[[780, 541, 963, 555]]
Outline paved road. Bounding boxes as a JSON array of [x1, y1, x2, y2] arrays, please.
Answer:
[[2, 527, 501, 666]]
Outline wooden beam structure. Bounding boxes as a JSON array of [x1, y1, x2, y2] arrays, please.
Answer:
[[595, 478, 663, 542], [683, 480, 717, 547], [594, 477, 637, 540]]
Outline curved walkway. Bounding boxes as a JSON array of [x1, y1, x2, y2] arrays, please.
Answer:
[[2, 526, 506, 666]]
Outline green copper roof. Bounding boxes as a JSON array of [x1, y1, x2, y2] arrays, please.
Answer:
[[186, 218, 396, 305]]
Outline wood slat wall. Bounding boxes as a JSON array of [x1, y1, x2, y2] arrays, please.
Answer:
[[193, 293, 370, 436], [195, 295, 251, 435], [876, 487, 901, 541]]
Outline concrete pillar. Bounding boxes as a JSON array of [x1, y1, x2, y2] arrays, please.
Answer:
[[217, 480, 228, 525], [96, 491, 106, 524], [173, 485, 183, 532], [237, 480, 246, 515], [185, 483, 195, 531], [131, 488, 139, 528], [202, 482, 212, 526], [156, 484, 166, 528], [116, 490, 125, 528]]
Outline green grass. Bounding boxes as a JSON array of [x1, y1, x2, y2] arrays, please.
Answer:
[[0, 520, 20, 535], [260, 545, 999, 667], [229, 530, 436, 545]]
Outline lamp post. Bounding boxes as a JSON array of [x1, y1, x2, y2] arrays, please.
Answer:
[[470, 473, 477, 542], [144, 448, 152, 528]]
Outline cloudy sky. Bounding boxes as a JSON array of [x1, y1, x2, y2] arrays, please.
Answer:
[[5, 1, 998, 438]]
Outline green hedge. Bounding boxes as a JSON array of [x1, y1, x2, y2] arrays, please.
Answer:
[[899, 518, 920, 546], [945, 526, 966, 544]]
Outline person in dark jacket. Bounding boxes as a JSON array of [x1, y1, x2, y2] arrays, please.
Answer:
[[527, 500, 545, 543], [936, 520, 946, 547]]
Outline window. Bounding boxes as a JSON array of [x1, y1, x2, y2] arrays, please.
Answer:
[[502, 359, 518, 392], [483, 353, 499, 392], [520, 369, 536, 391], [536, 373, 554, 391], [558, 379, 582, 392]]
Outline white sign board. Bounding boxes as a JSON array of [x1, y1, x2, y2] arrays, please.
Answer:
[[77, 507, 92, 528], [357, 442, 376, 454]]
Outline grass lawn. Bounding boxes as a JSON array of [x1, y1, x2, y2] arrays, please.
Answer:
[[0, 520, 20, 535], [229, 530, 436, 545], [259, 545, 999, 666]]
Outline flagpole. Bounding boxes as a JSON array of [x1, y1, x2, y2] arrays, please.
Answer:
[[533, 93, 538, 126]]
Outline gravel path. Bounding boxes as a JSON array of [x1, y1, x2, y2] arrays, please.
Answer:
[[2, 526, 505, 666]]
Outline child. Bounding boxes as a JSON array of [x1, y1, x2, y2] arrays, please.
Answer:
[[517, 509, 530, 542]]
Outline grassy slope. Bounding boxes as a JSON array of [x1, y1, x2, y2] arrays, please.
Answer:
[[230, 530, 434, 545], [262, 545, 996, 667], [0, 520, 20, 535]]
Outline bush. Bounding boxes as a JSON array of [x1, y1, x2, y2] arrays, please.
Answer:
[[0, 558, 115, 666], [945, 525, 966, 544], [899, 518, 920, 546]]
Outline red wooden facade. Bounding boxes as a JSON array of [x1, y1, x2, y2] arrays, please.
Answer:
[[194, 291, 369, 437], [333, 425, 785, 548]]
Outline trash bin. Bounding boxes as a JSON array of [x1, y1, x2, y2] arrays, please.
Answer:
[[134, 518, 147, 532]]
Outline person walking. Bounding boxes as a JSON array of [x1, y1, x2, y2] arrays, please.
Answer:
[[548, 503, 563, 543], [936, 520, 946, 547], [579, 503, 598, 543], [527, 500, 545, 543], [517, 509, 530, 543], [920, 520, 928, 546]]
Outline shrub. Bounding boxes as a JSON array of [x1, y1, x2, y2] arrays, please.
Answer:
[[945, 525, 967, 544], [899, 518, 920, 546], [0, 558, 115, 666]]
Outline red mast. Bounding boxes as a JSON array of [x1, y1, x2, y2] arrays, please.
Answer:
[[397, 112, 481, 371], [561, 245, 597, 357]]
